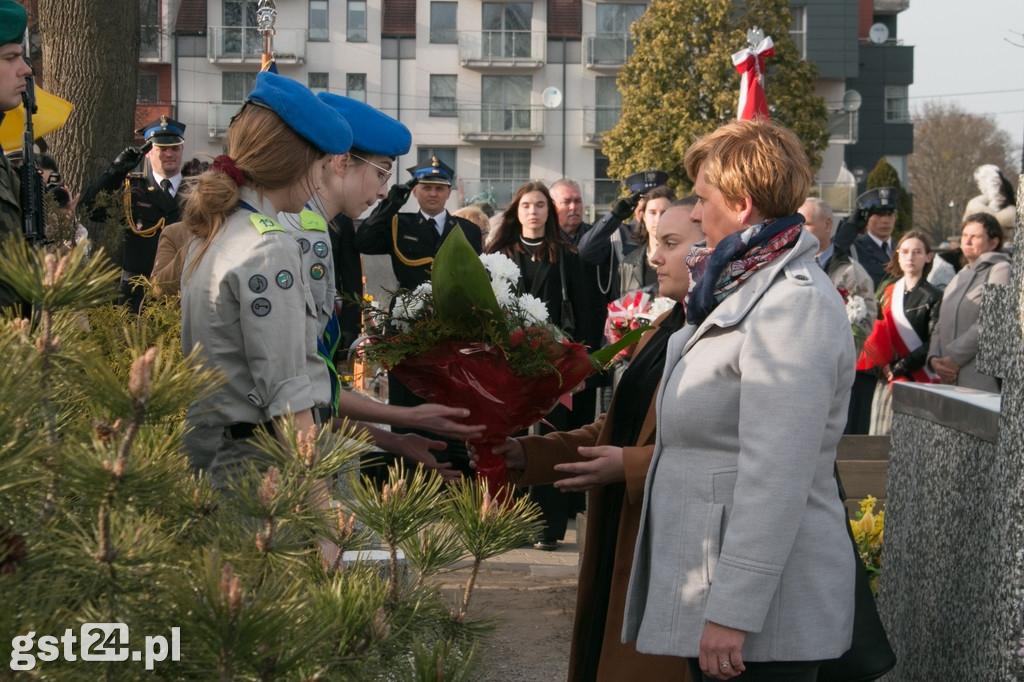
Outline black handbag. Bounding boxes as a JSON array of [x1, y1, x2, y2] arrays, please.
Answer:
[[817, 470, 897, 682]]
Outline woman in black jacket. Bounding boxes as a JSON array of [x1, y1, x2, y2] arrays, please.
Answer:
[[857, 230, 943, 434], [487, 181, 594, 549]]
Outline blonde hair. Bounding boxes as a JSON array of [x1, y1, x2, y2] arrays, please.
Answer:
[[684, 119, 812, 220], [453, 205, 490, 233], [183, 104, 327, 275]]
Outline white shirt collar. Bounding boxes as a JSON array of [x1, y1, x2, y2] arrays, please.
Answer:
[[422, 210, 447, 234], [152, 171, 183, 196]]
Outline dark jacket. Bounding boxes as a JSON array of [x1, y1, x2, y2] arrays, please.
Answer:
[[354, 208, 482, 290], [854, 233, 892, 289], [81, 169, 184, 273], [888, 281, 943, 379]]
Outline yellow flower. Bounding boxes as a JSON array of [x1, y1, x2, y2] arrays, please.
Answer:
[[858, 510, 875, 536], [858, 495, 877, 515]]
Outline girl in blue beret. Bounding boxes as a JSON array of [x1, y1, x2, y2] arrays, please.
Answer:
[[179, 73, 353, 566]]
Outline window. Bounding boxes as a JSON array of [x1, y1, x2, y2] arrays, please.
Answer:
[[594, 152, 617, 209], [592, 3, 644, 64], [417, 148, 457, 175], [481, 75, 531, 132], [884, 85, 910, 123], [594, 76, 622, 135], [430, 2, 457, 44], [347, 0, 367, 42], [347, 73, 367, 102], [429, 75, 457, 117], [481, 149, 531, 207], [223, 0, 259, 57], [309, 0, 329, 42], [223, 71, 258, 103], [789, 7, 806, 60], [308, 72, 329, 94], [482, 2, 532, 59], [140, 0, 160, 59], [137, 72, 160, 103]]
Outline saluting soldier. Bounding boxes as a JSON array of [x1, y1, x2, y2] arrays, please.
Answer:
[[354, 156, 484, 478], [81, 116, 187, 312], [354, 156, 483, 290]]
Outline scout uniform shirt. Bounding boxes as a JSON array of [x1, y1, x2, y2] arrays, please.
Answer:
[[181, 187, 321, 429]]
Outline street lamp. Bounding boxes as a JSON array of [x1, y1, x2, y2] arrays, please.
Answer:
[[948, 200, 957, 245]]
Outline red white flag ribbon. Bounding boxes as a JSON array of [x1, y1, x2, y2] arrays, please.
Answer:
[[732, 35, 774, 120]]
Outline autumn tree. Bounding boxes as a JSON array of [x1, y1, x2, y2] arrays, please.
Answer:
[[908, 101, 1018, 243], [866, 157, 912, 238], [602, 0, 829, 195]]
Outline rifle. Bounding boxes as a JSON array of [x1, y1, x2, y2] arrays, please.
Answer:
[[18, 35, 45, 245]]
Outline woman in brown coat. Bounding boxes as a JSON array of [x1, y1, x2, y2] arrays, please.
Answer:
[[489, 200, 702, 681]]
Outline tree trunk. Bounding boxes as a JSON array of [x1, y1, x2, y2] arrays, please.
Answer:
[[37, 0, 140, 197]]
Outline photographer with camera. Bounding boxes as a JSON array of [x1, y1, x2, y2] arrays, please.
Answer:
[[80, 116, 187, 312]]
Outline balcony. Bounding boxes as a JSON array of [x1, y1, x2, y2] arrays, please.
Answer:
[[208, 27, 307, 64], [583, 32, 634, 69], [583, 105, 622, 145], [458, 31, 545, 69], [456, 179, 529, 210], [873, 0, 910, 14], [828, 109, 859, 145], [458, 105, 545, 143], [207, 102, 243, 138]]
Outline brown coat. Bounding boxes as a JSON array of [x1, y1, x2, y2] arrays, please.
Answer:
[[514, 324, 689, 682], [150, 220, 192, 297]]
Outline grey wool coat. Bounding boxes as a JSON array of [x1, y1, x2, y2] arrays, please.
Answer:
[[623, 228, 857, 661]]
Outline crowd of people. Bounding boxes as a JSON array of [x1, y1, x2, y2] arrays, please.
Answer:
[[1, 0, 1019, 676]]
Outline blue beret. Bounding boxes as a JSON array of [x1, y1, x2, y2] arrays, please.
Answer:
[[857, 187, 897, 214], [316, 93, 411, 158], [0, 0, 27, 46], [245, 72, 352, 155], [137, 116, 186, 146]]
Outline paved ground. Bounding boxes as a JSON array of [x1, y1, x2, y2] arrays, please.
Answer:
[[476, 518, 580, 579]]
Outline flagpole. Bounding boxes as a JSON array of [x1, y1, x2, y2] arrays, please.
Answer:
[[257, 0, 277, 72]]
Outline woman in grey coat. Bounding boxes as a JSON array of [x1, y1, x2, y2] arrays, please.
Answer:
[[622, 119, 856, 681], [927, 212, 1011, 392]]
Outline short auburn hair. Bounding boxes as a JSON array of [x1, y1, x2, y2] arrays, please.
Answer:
[[684, 119, 812, 220]]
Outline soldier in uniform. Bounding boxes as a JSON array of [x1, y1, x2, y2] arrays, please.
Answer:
[[81, 116, 187, 312], [354, 156, 483, 289], [0, 0, 31, 307], [354, 157, 484, 477]]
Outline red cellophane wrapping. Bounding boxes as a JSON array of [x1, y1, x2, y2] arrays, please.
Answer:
[[390, 332, 594, 499]]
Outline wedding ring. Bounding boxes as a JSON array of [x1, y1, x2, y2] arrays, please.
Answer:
[[721, 661, 731, 668]]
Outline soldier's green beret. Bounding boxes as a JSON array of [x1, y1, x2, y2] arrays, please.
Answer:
[[0, 0, 27, 47]]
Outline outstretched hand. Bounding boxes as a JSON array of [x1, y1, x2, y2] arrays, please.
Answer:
[[400, 404, 486, 441], [468, 438, 526, 471], [388, 432, 462, 482], [552, 445, 625, 492]]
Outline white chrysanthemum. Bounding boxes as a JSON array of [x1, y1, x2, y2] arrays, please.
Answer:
[[846, 295, 867, 324], [517, 293, 549, 325], [412, 282, 432, 298], [495, 288, 515, 309], [492, 278, 512, 301], [479, 253, 520, 285], [647, 296, 676, 319]]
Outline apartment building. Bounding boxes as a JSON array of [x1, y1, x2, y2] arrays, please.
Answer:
[[139, 0, 912, 218]]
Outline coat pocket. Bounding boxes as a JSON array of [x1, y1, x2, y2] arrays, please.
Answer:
[[705, 503, 726, 585]]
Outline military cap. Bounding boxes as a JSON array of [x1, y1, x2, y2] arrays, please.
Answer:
[[856, 187, 898, 215], [245, 71, 352, 155], [137, 116, 186, 147], [625, 169, 670, 194], [0, 0, 27, 46], [317, 93, 411, 158], [407, 156, 455, 186]]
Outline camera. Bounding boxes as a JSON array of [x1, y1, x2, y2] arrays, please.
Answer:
[[44, 170, 70, 207]]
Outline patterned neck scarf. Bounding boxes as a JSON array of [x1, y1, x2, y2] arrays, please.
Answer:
[[685, 213, 804, 326]]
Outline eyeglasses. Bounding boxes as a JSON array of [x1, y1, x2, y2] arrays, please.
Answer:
[[350, 153, 394, 187]]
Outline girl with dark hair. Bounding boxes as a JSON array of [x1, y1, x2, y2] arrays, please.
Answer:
[[486, 181, 594, 550], [858, 230, 943, 434], [619, 185, 677, 297]]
